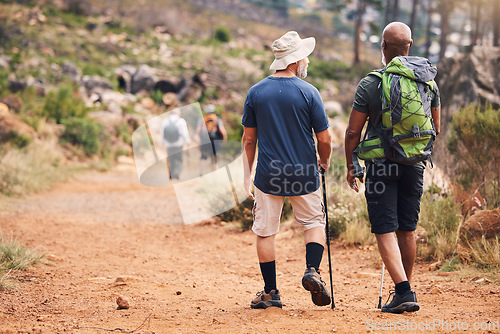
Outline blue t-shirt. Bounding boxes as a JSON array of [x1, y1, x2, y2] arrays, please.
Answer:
[[242, 76, 329, 196]]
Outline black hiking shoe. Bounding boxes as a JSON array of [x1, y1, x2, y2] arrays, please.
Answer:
[[250, 289, 282, 309], [382, 289, 420, 314], [302, 267, 331, 306]]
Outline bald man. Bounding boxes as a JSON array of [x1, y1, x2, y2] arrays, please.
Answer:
[[345, 22, 441, 313]]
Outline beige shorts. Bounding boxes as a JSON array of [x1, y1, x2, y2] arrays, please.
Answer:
[[252, 187, 326, 237]]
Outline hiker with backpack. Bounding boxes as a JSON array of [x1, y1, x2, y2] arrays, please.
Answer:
[[162, 109, 190, 180], [242, 31, 332, 309], [345, 22, 441, 314], [197, 104, 227, 171]]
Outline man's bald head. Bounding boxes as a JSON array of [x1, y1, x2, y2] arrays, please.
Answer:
[[381, 22, 413, 65]]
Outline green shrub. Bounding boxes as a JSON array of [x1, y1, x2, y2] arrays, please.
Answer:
[[0, 69, 8, 94], [217, 197, 292, 230], [6, 131, 32, 149], [42, 84, 87, 123], [150, 90, 164, 105], [301, 13, 323, 24], [447, 103, 500, 207], [218, 198, 254, 230], [60, 118, 109, 157], [80, 61, 108, 77], [419, 192, 462, 261], [116, 123, 132, 146], [307, 58, 371, 82], [214, 25, 231, 43], [225, 112, 244, 142], [441, 257, 460, 272]]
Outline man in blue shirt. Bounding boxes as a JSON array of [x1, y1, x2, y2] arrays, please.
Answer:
[[242, 31, 332, 309]]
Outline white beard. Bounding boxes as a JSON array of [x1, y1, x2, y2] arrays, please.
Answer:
[[297, 61, 308, 79], [381, 53, 387, 67]]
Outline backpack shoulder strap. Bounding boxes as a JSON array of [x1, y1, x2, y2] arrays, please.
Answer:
[[368, 71, 383, 79], [168, 117, 178, 126]]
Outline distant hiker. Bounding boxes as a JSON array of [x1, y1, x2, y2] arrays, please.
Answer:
[[345, 22, 441, 314], [242, 31, 332, 309], [197, 104, 227, 171], [162, 109, 190, 180]]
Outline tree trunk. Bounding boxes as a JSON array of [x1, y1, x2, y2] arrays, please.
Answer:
[[392, 0, 399, 21], [438, 0, 451, 61], [384, 0, 393, 25], [271, 0, 289, 19], [409, 0, 419, 32], [471, 1, 481, 46], [424, 0, 432, 58], [409, 0, 419, 55], [354, 0, 367, 65], [493, 0, 500, 46]]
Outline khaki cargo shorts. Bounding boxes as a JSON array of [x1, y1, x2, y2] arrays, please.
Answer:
[[251, 187, 325, 237]]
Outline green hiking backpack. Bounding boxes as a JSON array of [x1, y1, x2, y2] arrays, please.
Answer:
[[353, 56, 437, 174]]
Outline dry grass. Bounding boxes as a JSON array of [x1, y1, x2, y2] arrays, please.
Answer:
[[339, 218, 375, 246], [0, 234, 44, 289], [418, 192, 462, 261], [419, 190, 499, 272], [466, 236, 500, 270], [0, 141, 71, 196], [327, 180, 375, 246]]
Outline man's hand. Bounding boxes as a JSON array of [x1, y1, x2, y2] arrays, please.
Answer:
[[244, 175, 255, 200], [242, 127, 257, 200], [317, 154, 329, 171], [346, 166, 363, 193], [315, 129, 332, 173], [344, 109, 368, 193]]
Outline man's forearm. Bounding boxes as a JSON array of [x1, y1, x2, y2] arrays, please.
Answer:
[[344, 130, 361, 170], [243, 140, 257, 176], [431, 106, 441, 135], [317, 141, 332, 168]]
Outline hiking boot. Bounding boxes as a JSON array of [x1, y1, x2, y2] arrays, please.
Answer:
[[302, 267, 331, 306], [382, 289, 420, 314], [250, 289, 282, 309]]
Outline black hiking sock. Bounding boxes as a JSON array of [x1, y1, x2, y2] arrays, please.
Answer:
[[395, 280, 411, 295], [259, 261, 277, 294], [305, 242, 324, 272]]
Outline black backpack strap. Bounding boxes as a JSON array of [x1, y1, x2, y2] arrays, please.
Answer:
[[351, 152, 365, 178]]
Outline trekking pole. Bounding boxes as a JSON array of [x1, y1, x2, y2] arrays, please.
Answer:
[[377, 262, 385, 309], [320, 167, 335, 309], [210, 139, 219, 169]]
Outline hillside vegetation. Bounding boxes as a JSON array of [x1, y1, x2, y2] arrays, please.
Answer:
[[0, 0, 498, 274], [0, 0, 374, 195]]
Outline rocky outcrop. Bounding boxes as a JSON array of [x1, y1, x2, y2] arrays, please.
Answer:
[[437, 46, 500, 114], [1, 95, 23, 113], [116, 65, 158, 94], [82, 75, 113, 94], [130, 65, 157, 94], [8, 74, 45, 96], [154, 77, 187, 94], [434, 46, 500, 169], [61, 61, 81, 82], [116, 64, 208, 103], [459, 208, 500, 244]]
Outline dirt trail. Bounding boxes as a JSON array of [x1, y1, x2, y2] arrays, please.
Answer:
[[0, 166, 498, 333]]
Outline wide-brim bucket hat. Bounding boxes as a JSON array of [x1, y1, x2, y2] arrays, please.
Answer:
[[269, 31, 316, 71]]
